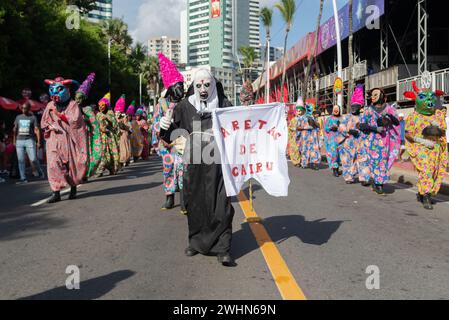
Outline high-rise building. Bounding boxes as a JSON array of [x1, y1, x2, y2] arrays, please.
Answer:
[[148, 36, 182, 65], [260, 46, 284, 63], [180, 10, 188, 64], [88, 0, 113, 23], [187, 0, 260, 70]]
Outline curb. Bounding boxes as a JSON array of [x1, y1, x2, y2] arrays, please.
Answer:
[[390, 167, 449, 196]]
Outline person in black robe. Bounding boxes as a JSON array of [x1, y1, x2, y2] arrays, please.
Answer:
[[160, 69, 235, 266]]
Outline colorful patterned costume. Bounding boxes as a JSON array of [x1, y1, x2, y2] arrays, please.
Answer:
[[339, 114, 371, 183], [83, 106, 102, 177], [288, 116, 301, 166], [360, 104, 400, 185], [297, 112, 321, 168], [404, 81, 447, 200], [136, 109, 149, 160], [96, 95, 120, 175], [154, 98, 184, 195], [325, 115, 344, 169], [127, 103, 144, 159], [41, 100, 87, 192], [339, 85, 371, 183]]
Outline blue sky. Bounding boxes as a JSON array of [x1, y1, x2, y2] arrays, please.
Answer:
[[113, 0, 348, 49]]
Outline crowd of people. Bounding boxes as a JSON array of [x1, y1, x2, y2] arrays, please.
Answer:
[[288, 84, 448, 210], [0, 52, 448, 267]]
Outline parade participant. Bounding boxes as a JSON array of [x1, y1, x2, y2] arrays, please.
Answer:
[[239, 80, 254, 106], [159, 68, 235, 266], [13, 101, 45, 184], [287, 98, 302, 167], [136, 109, 149, 160], [154, 52, 186, 211], [325, 105, 344, 177], [75, 73, 101, 179], [297, 101, 321, 170], [96, 93, 120, 176], [404, 81, 447, 210], [115, 94, 132, 167], [127, 101, 144, 161], [359, 88, 401, 195], [339, 85, 371, 185], [41, 77, 87, 203]]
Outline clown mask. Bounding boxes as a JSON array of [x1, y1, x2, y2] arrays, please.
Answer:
[[370, 88, 386, 106], [332, 105, 341, 117], [404, 81, 445, 116]]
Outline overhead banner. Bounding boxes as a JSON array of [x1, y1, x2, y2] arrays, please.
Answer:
[[211, 0, 220, 18], [212, 104, 290, 197], [317, 0, 385, 55]]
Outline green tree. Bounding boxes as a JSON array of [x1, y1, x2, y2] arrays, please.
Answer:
[[275, 0, 296, 103], [258, 7, 273, 102], [239, 46, 257, 82]]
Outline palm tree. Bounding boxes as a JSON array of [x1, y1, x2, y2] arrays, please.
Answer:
[[258, 7, 273, 102], [140, 56, 160, 96], [275, 0, 296, 103], [101, 18, 132, 51], [130, 42, 147, 73], [239, 46, 257, 82], [303, 0, 324, 99], [347, 0, 354, 113]]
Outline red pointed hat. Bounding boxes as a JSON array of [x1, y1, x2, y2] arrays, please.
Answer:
[[158, 52, 184, 89]]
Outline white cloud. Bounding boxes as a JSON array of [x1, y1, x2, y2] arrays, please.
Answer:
[[130, 0, 282, 44], [130, 0, 186, 43]]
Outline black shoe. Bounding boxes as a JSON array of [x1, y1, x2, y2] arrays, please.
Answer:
[[346, 180, 355, 184], [423, 194, 433, 210], [373, 184, 385, 195], [47, 191, 61, 204], [312, 164, 319, 171], [217, 253, 234, 267], [161, 194, 175, 210], [417, 193, 424, 203], [185, 247, 199, 257], [361, 181, 371, 187], [68, 186, 77, 200], [333, 168, 339, 177]]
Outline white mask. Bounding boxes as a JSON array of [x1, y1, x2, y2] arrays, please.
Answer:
[[189, 69, 219, 113]]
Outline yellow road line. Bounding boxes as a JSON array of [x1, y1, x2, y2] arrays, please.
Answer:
[[237, 191, 307, 300]]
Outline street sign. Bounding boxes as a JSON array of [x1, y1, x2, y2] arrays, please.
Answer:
[[333, 77, 343, 95]]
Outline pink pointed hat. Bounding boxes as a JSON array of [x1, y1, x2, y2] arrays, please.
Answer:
[[351, 84, 365, 106], [158, 52, 184, 89], [126, 100, 136, 116], [114, 94, 126, 113]]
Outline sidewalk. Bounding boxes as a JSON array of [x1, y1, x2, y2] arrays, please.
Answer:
[[390, 161, 449, 196]]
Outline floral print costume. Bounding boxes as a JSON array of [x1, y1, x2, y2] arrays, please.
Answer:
[[82, 106, 102, 178], [405, 110, 448, 195], [325, 116, 344, 169], [288, 117, 301, 166], [360, 104, 401, 185], [339, 114, 371, 183], [297, 116, 321, 167], [96, 110, 120, 175]]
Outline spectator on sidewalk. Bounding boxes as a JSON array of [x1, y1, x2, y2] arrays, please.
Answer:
[[13, 102, 45, 184]]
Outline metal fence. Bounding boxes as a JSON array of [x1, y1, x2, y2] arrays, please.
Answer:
[[397, 68, 449, 102]]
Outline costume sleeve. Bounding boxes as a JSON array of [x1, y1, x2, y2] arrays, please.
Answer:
[[160, 103, 182, 144]]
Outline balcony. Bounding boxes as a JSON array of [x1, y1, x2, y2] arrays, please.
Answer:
[[365, 66, 399, 91], [397, 68, 449, 102], [317, 61, 367, 90]]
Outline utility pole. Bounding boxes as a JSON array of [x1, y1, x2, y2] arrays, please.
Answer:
[[332, 0, 343, 109]]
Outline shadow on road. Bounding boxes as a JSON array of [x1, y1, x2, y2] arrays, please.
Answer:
[[231, 215, 346, 261], [76, 182, 162, 199], [19, 270, 136, 300]]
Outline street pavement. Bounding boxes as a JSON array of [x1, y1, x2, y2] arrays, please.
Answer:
[[0, 156, 449, 300]]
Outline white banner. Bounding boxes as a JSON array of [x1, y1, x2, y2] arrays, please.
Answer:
[[212, 103, 290, 197]]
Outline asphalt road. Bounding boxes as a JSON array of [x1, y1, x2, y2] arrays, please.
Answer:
[[0, 156, 448, 300]]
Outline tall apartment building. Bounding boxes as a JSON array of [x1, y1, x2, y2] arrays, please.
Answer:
[[186, 0, 260, 70], [260, 46, 284, 63], [88, 0, 113, 23], [148, 36, 181, 65]]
